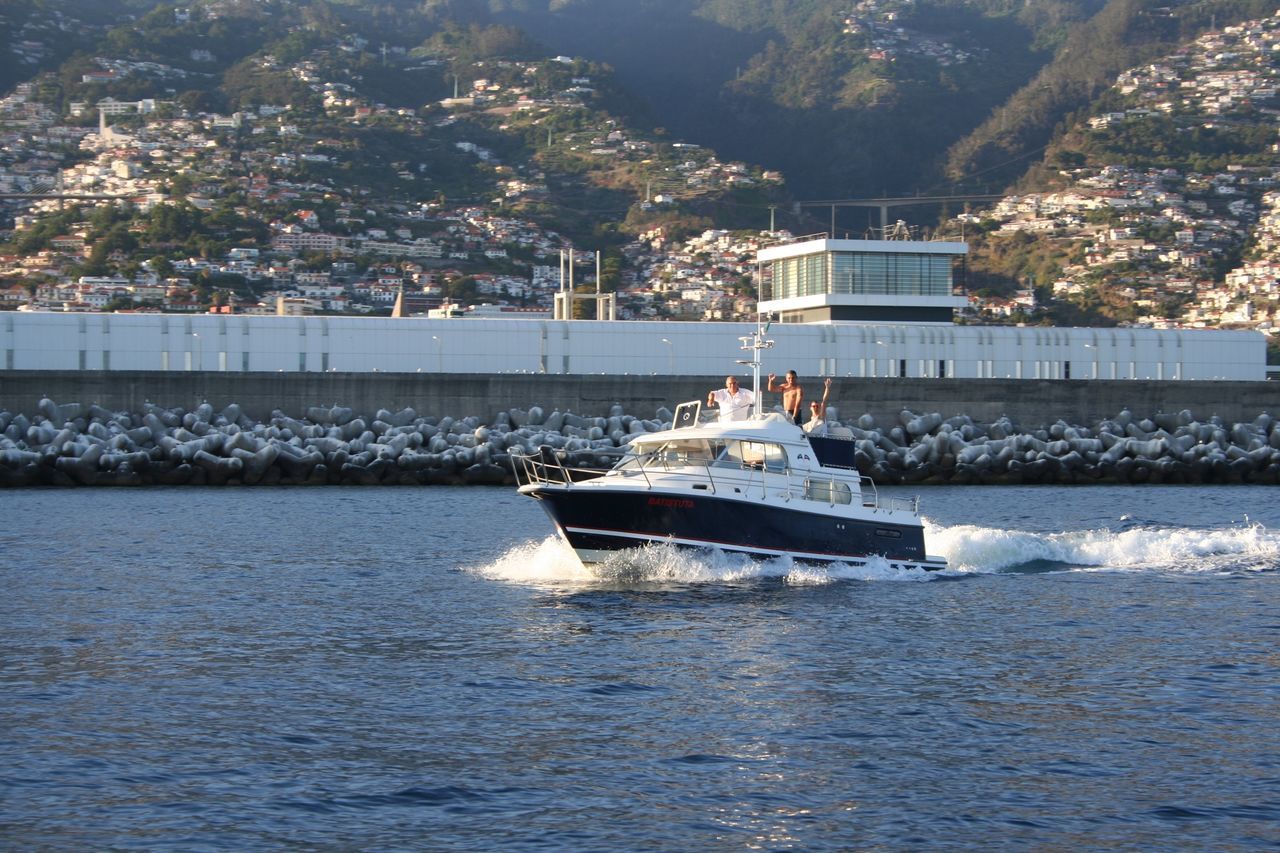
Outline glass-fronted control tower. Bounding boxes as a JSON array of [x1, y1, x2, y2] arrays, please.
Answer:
[[757, 237, 969, 324]]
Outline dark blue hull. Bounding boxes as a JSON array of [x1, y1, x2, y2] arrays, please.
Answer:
[[527, 486, 938, 567]]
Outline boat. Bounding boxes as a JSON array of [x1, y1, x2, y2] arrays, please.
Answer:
[[512, 324, 947, 572]]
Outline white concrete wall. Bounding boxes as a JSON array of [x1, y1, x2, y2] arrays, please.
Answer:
[[0, 312, 1266, 380]]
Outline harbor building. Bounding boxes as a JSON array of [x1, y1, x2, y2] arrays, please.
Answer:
[[757, 236, 969, 324], [0, 233, 1268, 382], [0, 312, 1265, 381]]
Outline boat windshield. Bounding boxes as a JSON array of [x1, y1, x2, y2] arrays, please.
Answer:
[[713, 439, 788, 473], [613, 438, 789, 475], [614, 438, 725, 471]]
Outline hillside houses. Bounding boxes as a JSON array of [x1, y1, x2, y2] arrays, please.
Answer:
[[975, 160, 1278, 329], [0, 24, 780, 323], [5, 7, 1278, 336], [965, 12, 1280, 335]]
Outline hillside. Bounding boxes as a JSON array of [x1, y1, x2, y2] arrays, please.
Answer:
[[955, 11, 1280, 340], [483, 0, 1089, 200], [0, 0, 788, 320], [10, 1, 780, 235], [1, 0, 1278, 341], [946, 0, 1280, 191], [440, 0, 1280, 210], [9, 0, 1275, 209]]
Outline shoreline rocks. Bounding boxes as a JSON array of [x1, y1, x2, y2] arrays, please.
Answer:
[[0, 399, 1277, 487]]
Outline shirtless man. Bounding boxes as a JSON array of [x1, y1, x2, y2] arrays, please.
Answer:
[[766, 369, 804, 423]]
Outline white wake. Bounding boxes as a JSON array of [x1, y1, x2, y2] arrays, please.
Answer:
[[469, 520, 1279, 587], [926, 518, 1280, 574], [466, 535, 936, 587]]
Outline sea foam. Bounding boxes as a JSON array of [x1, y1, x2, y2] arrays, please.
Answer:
[[472, 520, 1279, 587], [927, 519, 1279, 574], [472, 537, 943, 587]]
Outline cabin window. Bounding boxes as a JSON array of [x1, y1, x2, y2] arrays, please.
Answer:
[[716, 440, 787, 473], [804, 479, 853, 505], [656, 439, 717, 466]]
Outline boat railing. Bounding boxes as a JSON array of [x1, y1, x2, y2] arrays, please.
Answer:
[[516, 445, 788, 497], [652, 453, 840, 499], [619, 449, 733, 494], [512, 447, 614, 489], [516, 446, 919, 514], [858, 475, 920, 513]]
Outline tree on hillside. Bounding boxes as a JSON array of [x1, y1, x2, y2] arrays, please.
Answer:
[[150, 256, 175, 279], [177, 88, 224, 115], [446, 275, 478, 304], [146, 203, 203, 244]]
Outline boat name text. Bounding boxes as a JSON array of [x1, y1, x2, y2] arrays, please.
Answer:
[[648, 497, 695, 509]]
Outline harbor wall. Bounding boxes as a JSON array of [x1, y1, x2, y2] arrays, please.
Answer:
[[1, 371, 1276, 428]]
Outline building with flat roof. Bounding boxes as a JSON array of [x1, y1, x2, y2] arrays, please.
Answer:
[[758, 236, 968, 324], [0, 312, 1265, 381], [0, 231, 1267, 383]]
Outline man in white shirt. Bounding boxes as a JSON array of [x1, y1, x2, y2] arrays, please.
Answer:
[[707, 376, 754, 422]]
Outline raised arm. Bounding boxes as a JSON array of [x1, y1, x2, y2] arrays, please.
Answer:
[[815, 378, 831, 419]]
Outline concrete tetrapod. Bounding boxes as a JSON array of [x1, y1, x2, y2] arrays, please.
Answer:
[[1, 398, 1278, 487]]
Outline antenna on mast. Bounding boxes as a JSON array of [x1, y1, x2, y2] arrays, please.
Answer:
[[738, 313, 774, 418]]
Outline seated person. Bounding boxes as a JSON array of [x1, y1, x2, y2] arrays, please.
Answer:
[[803, 378, 832, 436]]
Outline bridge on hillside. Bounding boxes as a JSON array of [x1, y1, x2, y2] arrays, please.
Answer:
[[796, 193, 1005, 232]]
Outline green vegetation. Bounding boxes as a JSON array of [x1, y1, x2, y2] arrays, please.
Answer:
[[19, 0, 1276, 206], [965, 231, 1066, 296], [1081, 118, 1277, 172], [947, 0, 1279, 191]]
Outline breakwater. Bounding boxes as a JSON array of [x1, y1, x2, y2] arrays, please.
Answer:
[[2, 394, 1279, 487], [1, 371, 1279, 427], [0, 371, 688, 426]]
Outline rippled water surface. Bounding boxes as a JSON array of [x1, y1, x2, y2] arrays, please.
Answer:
[[3, 485, 1279, 849]]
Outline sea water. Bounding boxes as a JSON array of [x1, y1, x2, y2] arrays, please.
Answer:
[[2, 485, 1278, 849]]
